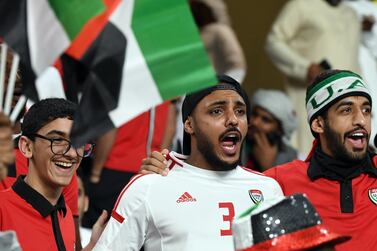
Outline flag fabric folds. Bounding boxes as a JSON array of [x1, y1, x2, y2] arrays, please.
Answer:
[[0, 0, 216, 146], [0, 0, 116, 100], [70, 0, 216, 146]]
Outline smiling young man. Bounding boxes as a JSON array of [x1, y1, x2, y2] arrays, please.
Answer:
[[0, 98, 103, 251], [93, 75, 283, 251], [0, 47, 83, 250], [264, 70, 377, 250]]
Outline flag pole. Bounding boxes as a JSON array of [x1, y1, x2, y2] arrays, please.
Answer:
[[3, 53, 19, 116], [9, 95, 26, 123], [0, 44, 7, 111]]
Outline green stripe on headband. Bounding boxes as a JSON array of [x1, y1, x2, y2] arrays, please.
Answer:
[[306, 72, 371, 123], [305, 71, 362, 104]]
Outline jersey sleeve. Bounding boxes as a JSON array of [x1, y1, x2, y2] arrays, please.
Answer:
[[62, 172, 79, 217], [264, 167, 285, 196], [93, 174, 151, 251], [270, 178, 284, 198]]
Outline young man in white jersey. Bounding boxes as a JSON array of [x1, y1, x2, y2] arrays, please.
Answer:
[[93, 75, 283, 251]]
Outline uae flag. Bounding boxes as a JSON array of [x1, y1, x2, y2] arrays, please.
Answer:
[[69, 0, 216, 146], [0, 0, 117, 100], [1, 0, 216, 146]]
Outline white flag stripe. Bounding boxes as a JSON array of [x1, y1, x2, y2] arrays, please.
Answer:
[[4, 54, 19, 116], [109, 0, 162, 127], [0, 43, 7, 111], [27, 0, 70, 75], [36, 67, 66, 99], [10, 95, 27, 123]]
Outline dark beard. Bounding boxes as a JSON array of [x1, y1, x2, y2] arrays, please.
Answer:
[[324, 120, 367, 163], [196, 127, 239, 171]]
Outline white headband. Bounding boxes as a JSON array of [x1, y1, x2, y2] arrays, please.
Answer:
[[306, 72, 371, 123]]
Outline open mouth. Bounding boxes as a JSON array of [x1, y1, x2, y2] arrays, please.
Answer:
[[54, 161, 74, 170], [219, 131, 241, 155], [345, 130, 368, 150]]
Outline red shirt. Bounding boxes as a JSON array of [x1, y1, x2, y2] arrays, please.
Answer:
[[0, 149, 79, 217], [264, 152, 377, 251], [0, 177, 75, 251], [105, 102, 170, 173]]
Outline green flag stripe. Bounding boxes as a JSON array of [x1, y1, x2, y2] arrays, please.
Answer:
[[48, 0, 105, 40], [132, 0, 216, 100]]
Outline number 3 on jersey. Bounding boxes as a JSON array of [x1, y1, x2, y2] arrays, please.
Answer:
[[218, 202, 235, 236]]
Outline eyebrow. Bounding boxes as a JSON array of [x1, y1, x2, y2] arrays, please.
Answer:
[[207, 100, 246, 107], [363, 101, 371, 106], [335, 101, 353, 110], [45, 130, 68, 137], [335, 100, 371, 110]]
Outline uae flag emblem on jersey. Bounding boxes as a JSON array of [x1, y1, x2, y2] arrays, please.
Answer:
[[249, 189, 264, 205], [368, 188, 377, 205]]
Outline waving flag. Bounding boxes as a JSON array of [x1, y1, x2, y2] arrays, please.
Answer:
[[0, 0, 117, 99], [70, 0, 216, 146], [0, 0, 216, 146]]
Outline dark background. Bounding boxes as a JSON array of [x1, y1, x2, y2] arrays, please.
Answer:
[[224, 0, 287, 95]]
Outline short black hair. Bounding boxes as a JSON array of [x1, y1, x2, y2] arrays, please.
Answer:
[[21, 98, 77, 136]]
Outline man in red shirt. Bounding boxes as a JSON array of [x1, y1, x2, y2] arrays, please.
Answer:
[[264, 70, 377, 251], [0, 46, 83, 249], [0, 98, 104, 251]]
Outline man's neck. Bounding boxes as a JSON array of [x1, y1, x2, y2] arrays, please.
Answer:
[[24, 174, 62, 206], [186, 152, 215, 171], [185, 148, 237, 171]]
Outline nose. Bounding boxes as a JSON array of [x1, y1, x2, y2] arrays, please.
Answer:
[[225, 110, 238, 127], [353, 107, 367, 127], [65, 145, 80, 158]]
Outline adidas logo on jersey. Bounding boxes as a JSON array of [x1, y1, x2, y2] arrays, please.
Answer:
[[176, 192, 197, 203]]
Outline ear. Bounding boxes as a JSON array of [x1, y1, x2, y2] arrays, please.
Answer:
[[18, 136, 33, 158], [311, 116, 325, 135], [184, 116, 194, 135]]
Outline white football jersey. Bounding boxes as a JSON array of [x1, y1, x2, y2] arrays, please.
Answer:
[[93, 151, 283, 251]]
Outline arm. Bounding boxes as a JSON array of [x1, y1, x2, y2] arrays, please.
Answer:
[[0, 113, 14, 182], [140, 149, 169, 176], [92, 175, 150, 251], [160, 102, 177, 150], [82, 210, 108, 251], [265, 0, 311, 82], [90, 128, 118, 183]]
